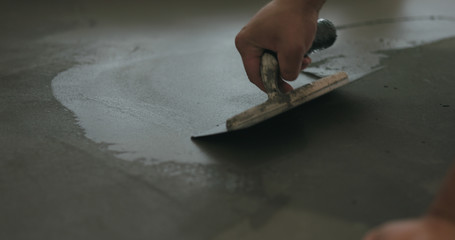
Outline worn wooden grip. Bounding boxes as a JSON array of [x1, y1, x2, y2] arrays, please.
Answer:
[[260, 52, 282, 100]]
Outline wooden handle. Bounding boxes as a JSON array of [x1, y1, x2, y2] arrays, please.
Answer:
[[260, 52, 283, 100]]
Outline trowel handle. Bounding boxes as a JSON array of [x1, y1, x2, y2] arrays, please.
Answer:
[[261, 52, 282, 99], [260, 18, 336, 99], [307, 18, 337, 54]]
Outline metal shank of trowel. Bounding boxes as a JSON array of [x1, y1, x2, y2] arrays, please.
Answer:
[[261, 18, 336, 100]]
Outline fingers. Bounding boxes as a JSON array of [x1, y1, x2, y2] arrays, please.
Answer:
[[277, 56, 311, 93], [234, 0, 320, 93], [277, 44, 306, 81], [236, 50, 311, 94], [278, 79, 293, 93], [240, 51, 266, 92], [235, 35, 266, 92], [236, 35, 312, 94], [301, 56, 312, 70]]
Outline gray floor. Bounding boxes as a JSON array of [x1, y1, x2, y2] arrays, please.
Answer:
[[1, 0, 455, 239]]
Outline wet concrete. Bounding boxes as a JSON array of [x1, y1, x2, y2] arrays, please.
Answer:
[[50, 2, 455, 163], [1, 0, 455, 239]]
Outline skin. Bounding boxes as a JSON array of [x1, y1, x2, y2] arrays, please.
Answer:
[[237, 1, 455, 239], [235, 0, 326, 93], [363, 163, 455, 240], [363, 217, 455, 240]]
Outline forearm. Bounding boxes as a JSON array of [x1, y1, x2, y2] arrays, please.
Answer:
[[428, 162, 455, 222]]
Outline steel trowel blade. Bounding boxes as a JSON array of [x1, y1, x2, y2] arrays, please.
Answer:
[[191, 123, 228, 139], [191, 72, 349, 139]]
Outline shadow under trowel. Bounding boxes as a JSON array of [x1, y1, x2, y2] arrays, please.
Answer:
[[192, 89, 369, 166], [192, 111, 309, 166]]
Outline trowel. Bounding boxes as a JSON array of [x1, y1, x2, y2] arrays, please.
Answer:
[[192, 19, 349, 138]]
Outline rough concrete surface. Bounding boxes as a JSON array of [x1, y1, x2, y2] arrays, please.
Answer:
[[1, 0, 455, 239]]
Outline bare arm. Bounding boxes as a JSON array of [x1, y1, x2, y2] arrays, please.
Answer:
[[428, 163, 455, 222], [235, 0, 326, 92], [363, 162, 455, 240]]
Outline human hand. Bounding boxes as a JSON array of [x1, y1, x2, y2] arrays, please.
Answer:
[[235, 0, 324, 93], [363, 217, 455, 240]]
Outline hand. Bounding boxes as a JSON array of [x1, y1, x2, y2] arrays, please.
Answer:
[[363, 217, 455, 240], [235, 0, 323, 93]]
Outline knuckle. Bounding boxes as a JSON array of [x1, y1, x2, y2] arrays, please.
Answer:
[[234, 33, 246, 51]]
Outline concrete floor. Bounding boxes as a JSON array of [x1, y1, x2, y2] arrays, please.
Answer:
[[1, 0, 455, 239]]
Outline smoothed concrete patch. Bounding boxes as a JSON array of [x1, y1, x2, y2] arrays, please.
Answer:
[[51, 13, 455, 163]]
